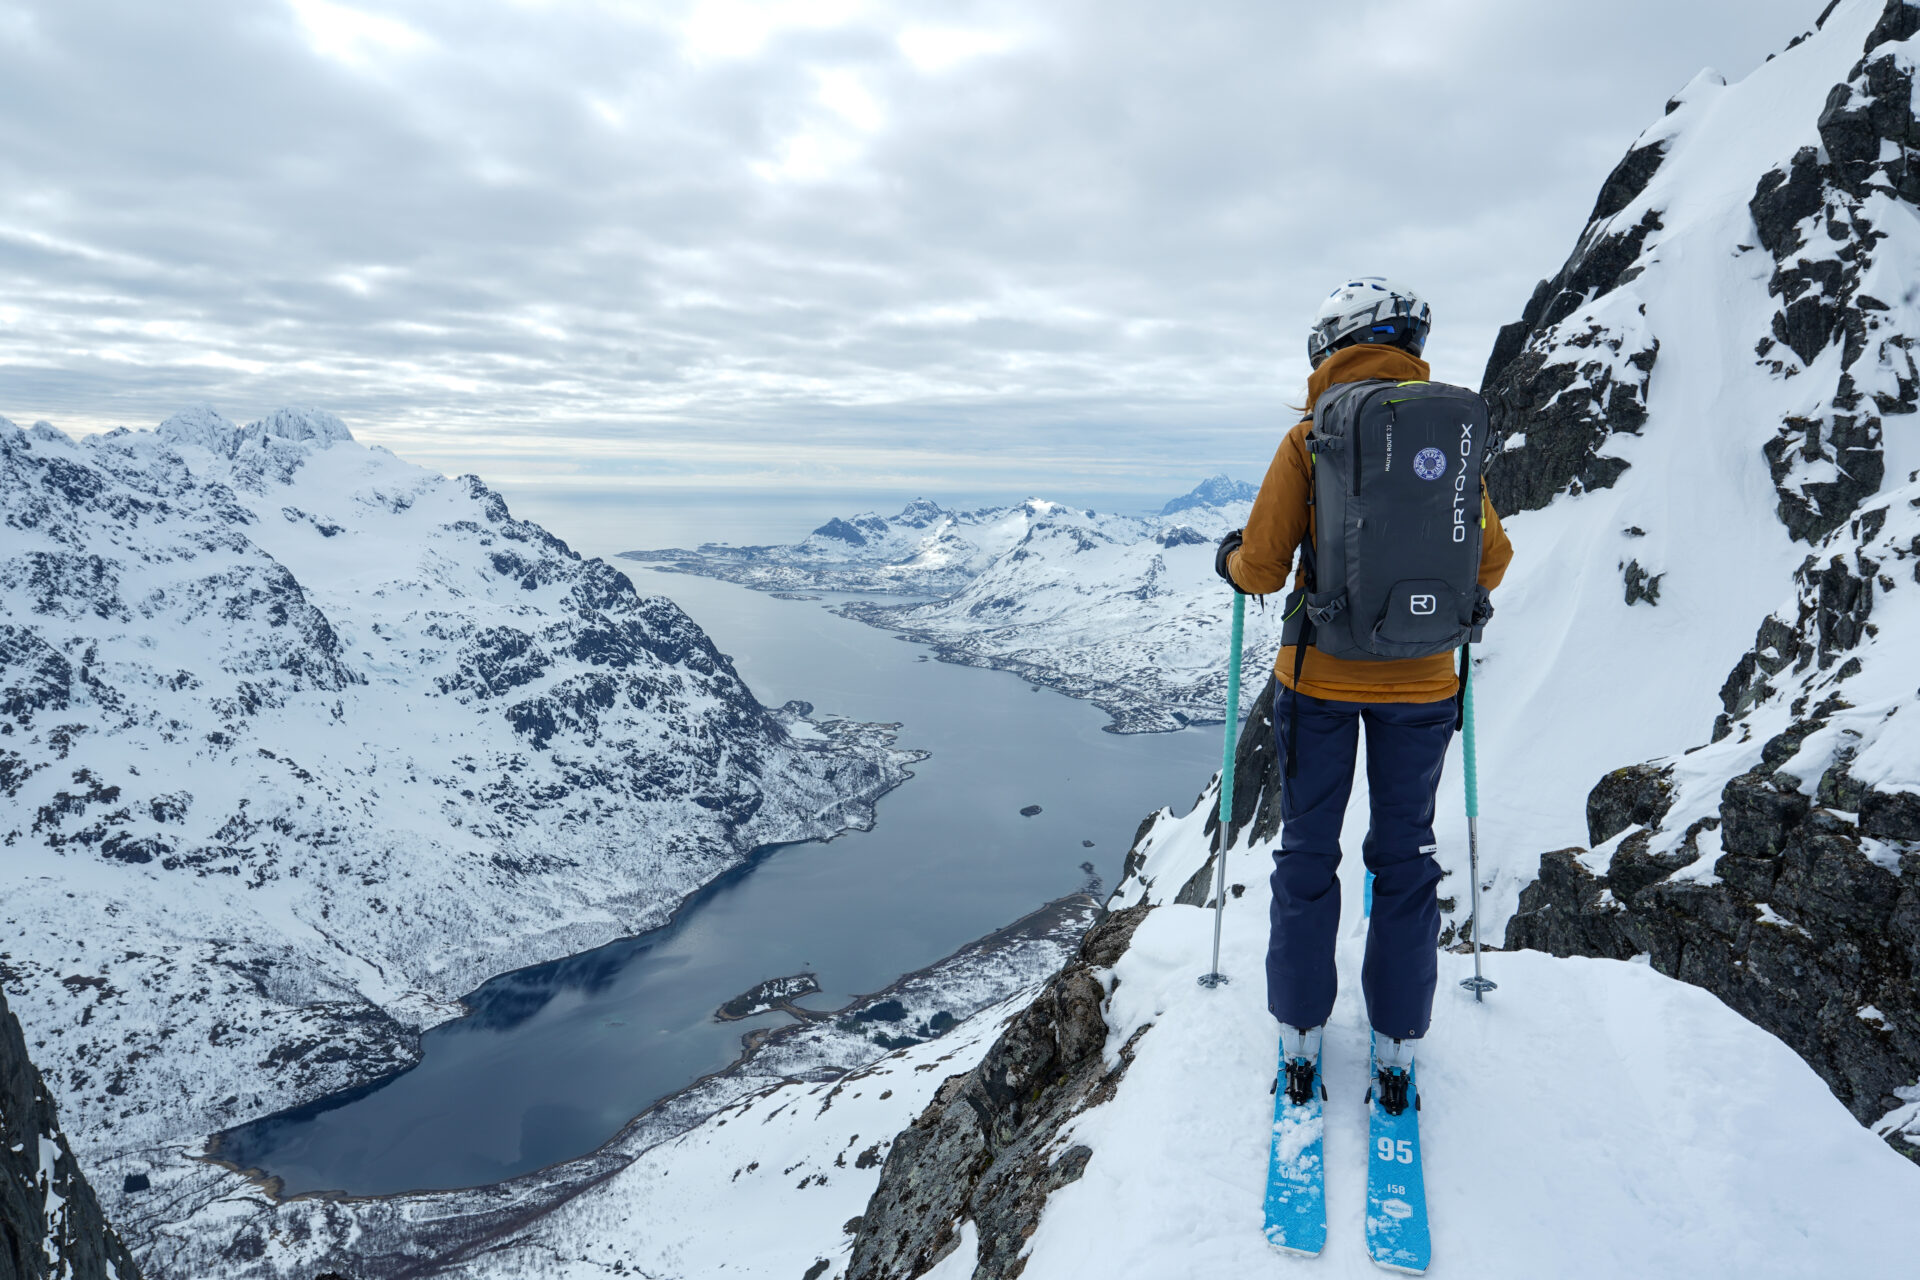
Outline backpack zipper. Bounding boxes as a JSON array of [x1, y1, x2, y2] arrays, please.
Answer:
[[1350, 384, 1395, 497]]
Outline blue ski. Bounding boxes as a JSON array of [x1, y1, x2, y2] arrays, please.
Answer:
[[1365, 1035, 1431, 1274], [1263, 1041, 1327, 1256]]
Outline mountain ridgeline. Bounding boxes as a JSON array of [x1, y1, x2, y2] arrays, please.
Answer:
[[1484, 0, 1920, 1157], [0, 406, 911, 1272]]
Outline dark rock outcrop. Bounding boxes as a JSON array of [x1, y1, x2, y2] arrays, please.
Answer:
[[845, 903, 1151, 1280], [1586, 764, 1676, 847], [1, 986, 143, 1280], [1746, 8, 1920, 543], [1508, 765, 1920, 1160]]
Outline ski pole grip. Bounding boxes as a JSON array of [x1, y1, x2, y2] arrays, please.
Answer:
[[1461, 656, 1479, 821]]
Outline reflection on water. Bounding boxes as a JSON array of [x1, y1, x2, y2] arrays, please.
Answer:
[[219, 571, 1222, 1196]]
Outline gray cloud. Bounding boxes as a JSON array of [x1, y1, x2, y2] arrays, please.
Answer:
[[1, 0, 1820, 495]]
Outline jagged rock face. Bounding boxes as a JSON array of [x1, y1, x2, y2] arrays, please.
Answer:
[[1511, 472, 1920, 1159], [0, 410, 907, 1253], [1498, 0, 1920, 1160], [845, 903, 1150, 1280], [1, 986, 142, 1280], [1508, 764, 1919, 1155], [1480, 136, 1666, 513]]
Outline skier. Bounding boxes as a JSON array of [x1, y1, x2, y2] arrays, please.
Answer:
[[1215, 277, 1513, 1121]]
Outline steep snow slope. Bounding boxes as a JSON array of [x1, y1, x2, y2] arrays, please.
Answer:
[[847, 778, 1920, 1280], [0, 410, 909, 1259], [1473, 0, 1920, 1153]]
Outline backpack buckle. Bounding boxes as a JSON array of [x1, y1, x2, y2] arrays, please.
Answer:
[[1306, 594, 1347, 627]]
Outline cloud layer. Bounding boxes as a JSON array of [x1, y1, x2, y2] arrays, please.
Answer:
[[1, 0, 1819, 493]]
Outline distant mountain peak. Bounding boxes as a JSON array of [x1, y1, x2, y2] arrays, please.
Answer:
[[812, 516, 868, 546], [247, 406, 353, 446], [1160, 474, 1256, 515], [157, 405, 353, 458], [892, 497, 948, 525]]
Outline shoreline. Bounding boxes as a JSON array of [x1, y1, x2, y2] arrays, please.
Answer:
[[622, 557, 1233, 735], [199, 716, 924, 1198], [202, 892, 1100, 1206]]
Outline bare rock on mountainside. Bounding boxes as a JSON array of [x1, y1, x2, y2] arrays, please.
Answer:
[[845, 902, 1150, 1280], [1, 985, 143, 1280], [0, 407, 912, 1267], [1501, 0, 1920, 1160]]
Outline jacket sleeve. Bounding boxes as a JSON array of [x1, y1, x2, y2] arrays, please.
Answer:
[[1478, 482, 1513, 590], [1227, 423, 1310, 595]]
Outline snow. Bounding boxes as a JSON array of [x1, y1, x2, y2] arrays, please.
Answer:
[[1754, 903, 1811, 937], [633, 486, 1286, 734], [1023, 787, 1920, 1280], [0, 410, 912, 1260]]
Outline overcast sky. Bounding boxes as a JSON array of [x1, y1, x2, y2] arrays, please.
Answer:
[[1, 0, 1822, 502]]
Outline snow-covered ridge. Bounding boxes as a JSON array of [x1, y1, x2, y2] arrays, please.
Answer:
[[1460, 0, 1920, 1157], [624, 478, 1278, 733], [835, 741, 1920, 1279], [0, 408, 912, 1264], [623, 494, 1168, 597]]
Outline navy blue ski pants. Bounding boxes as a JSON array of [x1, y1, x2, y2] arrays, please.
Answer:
[[1267, 687, 1454, 1041]]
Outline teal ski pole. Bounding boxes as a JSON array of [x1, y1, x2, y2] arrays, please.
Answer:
[[1459, 652, 1496, 1000], [1200, 590, 1245, 989]]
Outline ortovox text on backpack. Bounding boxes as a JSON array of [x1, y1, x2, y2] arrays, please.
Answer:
[[1281, 380, 1494, 661]]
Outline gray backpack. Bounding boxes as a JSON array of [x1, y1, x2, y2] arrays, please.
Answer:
[[1280, 378, 1494, 664]]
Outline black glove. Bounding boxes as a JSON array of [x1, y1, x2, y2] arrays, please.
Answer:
[[1214, 529, 1245, 592]]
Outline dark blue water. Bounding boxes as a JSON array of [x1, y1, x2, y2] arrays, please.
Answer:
[[219, 569, 1219, 1196]]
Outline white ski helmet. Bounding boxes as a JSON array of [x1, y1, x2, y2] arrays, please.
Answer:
[[1307, 277, 1432, 368]]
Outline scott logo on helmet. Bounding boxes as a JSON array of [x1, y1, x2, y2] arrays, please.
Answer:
[[1451, 422, 1473, 543]]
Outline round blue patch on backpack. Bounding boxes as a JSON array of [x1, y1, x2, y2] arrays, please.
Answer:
[[1413, 447, 1447, 481]]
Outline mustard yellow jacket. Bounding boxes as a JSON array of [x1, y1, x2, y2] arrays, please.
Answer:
[[1226, 344, 1514, 703]]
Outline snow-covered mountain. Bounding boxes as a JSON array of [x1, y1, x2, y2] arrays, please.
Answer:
[[1159, 473, 1256, 516], [840, 503, 1280, 733], [627, 481, 1281, 733], [22, 3, 1920, 1276], [0, 409, 911, 1263], [624, 497, 1131, 596], [1473, 0, 1920, 1152]]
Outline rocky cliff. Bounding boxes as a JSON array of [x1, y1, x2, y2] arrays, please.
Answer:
[[1, 986, 140, 1280], [1493, 0, 1920, 1160]]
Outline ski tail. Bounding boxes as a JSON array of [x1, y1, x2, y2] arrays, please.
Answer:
[[1365, 1032, 1431, 1274]]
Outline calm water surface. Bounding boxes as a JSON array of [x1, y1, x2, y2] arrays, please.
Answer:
[[222, 569, 1220, 1196]]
